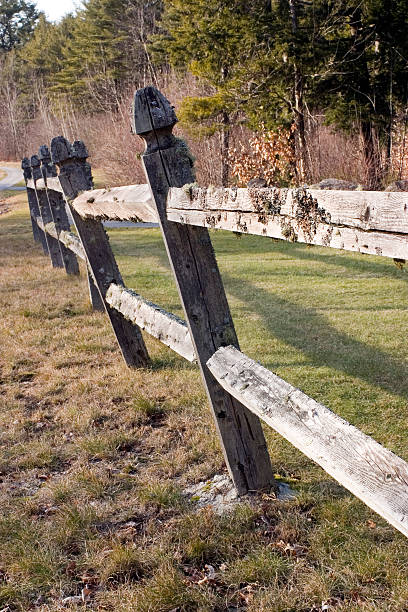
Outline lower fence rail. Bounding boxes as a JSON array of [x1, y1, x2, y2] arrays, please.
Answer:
[[207, 346, 408, 538], [105, 284, 195, 362], [33, 213, 85, 260]]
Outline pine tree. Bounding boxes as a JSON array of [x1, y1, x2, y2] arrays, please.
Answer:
[[0, 0, 39, 52], [47, 0, 162, 110], [315, 0, 408, 187], [51, 0, 129, 110], [20, 14, 75, 86]]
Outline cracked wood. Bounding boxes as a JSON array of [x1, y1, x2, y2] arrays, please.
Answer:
[[106, 284, 195, 362], [167, 187, 408, 259], [71, 185, 156, 222], [133, 86, 274, 494], [207, 346, 408, 539], [51, 136, 149, 367]]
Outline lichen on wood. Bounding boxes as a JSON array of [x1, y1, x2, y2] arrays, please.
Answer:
[[292, 188, 331, 242], [280, 221, 297, 242], [248, 187, 285, 223], [174, 137, 196, 180]]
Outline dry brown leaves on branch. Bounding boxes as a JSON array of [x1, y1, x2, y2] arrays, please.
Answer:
[[229, 124, 296, 187]]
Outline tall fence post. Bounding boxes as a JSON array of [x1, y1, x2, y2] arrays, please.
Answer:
[[51, 136, 150, 368], [133, 86, 275, 494], [39, 145, 80, 276], [22, 157, 48, 254], [30, 154, 64, 268]]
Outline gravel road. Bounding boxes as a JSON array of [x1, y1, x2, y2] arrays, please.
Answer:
[[0, 166, 158, 228], [0, 166, 24, 191]]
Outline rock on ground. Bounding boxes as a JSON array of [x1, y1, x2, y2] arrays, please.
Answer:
[[308, 178, 360, 191], [384, 179, 408, 192], [184, 474, 297, 514]]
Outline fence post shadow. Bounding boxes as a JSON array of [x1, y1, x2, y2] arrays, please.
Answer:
[[223, 272, 408, 404]]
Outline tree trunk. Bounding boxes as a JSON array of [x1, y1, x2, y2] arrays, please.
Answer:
[[221, 110, 230, 187], [294, 70, 308, 183], [289, 0, 308, 183], [361, 120, 381, 189], [351, 9, 382, 189]]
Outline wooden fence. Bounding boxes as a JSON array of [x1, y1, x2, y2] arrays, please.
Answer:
[[22, 86, 408, 539]]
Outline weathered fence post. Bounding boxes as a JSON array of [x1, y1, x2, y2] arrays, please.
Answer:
[[51, 136, 149, 368], [41, 141, 104, 311], [39, 145, 80, 276], [133, 86, 275, 494], [30, 154, 64, 268], [22, 157, 48, 253]]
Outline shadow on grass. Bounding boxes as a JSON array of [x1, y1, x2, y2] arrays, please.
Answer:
[[224, 273, 408, 402], [110, 228, 408, 400], [271, 241, 407, 281]]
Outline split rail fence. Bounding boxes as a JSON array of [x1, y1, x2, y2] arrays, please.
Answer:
[[22, 86, 408, 540]]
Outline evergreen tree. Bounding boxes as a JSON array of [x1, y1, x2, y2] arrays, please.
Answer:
[[0, 0, 39, 52], [20, 14, 75, 86], [51, 0, 162, 110], [150, 0, 334, 183], [152, 0, 408, 187], [151, 0, 286, 184], [316, 0, 408, 187], [52, 0, 127, 109]]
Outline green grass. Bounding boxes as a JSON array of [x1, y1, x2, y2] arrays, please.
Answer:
[[0, 189, 21, 200], [1, 194, 408, 610]]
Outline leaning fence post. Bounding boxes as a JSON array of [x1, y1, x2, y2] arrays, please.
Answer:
[[51, 136, 150, 368], [22, 157, 48, 253], [39, 145, 80, 276], [30, 154, 64, 268], [39, 143, 104, 311], [133, 86, 275, 495]]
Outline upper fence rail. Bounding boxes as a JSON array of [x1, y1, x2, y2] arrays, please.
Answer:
[[27, 173, 408, 260]]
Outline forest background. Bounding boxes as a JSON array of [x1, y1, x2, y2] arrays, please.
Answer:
[[1, 0, 408, 190]]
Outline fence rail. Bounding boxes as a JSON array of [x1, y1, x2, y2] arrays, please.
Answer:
[[31, 212, 85, 259], [21, 85, 408, 540], [167, 186, 408, 260]]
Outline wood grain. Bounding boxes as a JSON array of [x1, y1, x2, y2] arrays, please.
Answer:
[[31, 155, 64, 268], [71, 185, 156, 222], [22, 157, 47, 250], [26, 176, 62, 193], [167, 187, 408, 259], [207, 346, 408, 539], [168, 186, 408, 233], [39, 145, 80, 276], [106, 284, 195, 362], [134, 86, 274, 494]]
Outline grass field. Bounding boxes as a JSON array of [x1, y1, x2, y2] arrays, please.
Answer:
[[1, 192, 408, 611]]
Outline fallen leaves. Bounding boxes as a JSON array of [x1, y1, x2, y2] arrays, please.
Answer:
[[61, 585, 94, 607], [274, 539, 307, 558], [182, 562, 260, 609], [183, 564, 217, 586]]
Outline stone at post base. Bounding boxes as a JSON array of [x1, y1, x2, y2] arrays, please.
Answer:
[[183, 474, 297, 515]]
